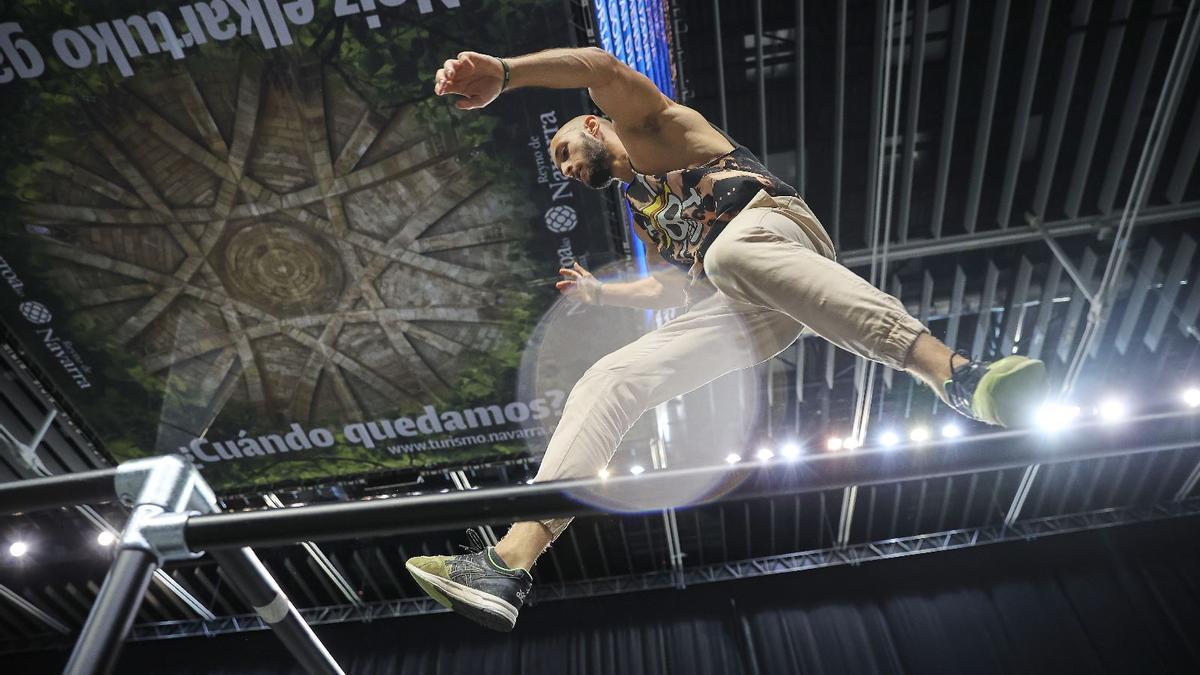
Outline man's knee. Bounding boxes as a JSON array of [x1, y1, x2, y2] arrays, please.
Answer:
[[704, 235, 743, 282], [571, 359, 652, 415]]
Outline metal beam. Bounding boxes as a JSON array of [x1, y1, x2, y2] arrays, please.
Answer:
[[1000, 257, 1033, 355], [897, 0, 928, 242], [996, 0, 1051, 228], [1114, 238, 1164, 354], [1065, 0, 1134, 218], [795, 0, 806, 192], [116, 497, 1200, 644], [1056, 248, 1099, 363], [832, 0, 846, 246], [1032, 218, 1096, 304], [171, 412, 1200, 551], [945, 266, 966, 348], [753, 0, 767, 165], [971, 262, 1000, 357], [931, 0, 969, 238], [712, 0, 728, 129], [0, 584, 70, 634], [1027, 259, 1063, 361], [962, 0, 1010, 233], [1166, 97, 1200, 204], [1145, 234, 1197, 350], [865, 0, 888, 244], [836, 200, 1200, 268], [1033, 0, 1093, 219], [1098, 0, 1172, 216], [264, 494, 363, 608]]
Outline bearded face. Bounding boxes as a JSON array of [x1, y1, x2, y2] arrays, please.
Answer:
[[576, 133, 614, 189]]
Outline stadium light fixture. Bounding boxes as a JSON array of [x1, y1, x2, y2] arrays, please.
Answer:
[[1184, 387, 1200, 408], [1097, 398, 1127, 423]]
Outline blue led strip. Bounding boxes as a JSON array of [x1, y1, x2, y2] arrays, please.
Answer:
[[592, 0, 676, 276]]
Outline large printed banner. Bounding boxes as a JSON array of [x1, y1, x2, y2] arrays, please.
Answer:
[[0, 0, 615, 490]]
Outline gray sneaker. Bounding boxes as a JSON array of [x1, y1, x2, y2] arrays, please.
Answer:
[[405, 531, 533, 632]]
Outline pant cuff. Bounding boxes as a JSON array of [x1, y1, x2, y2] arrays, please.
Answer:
[[881, 312, 927, 371]]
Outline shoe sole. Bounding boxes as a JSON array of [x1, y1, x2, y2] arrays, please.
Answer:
[[977, 356, 1048, 427], [405, 561, 519, 632]]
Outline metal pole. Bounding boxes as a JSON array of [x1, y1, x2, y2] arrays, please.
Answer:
[[210, 548, 344, 675], [63, 548, 158, 675], [712, 0, 727, 129], [183, 412, 1200, 552], [835, 200, 1200, 268], [754, 0, 767, 164], [0, 467, 119, 515]]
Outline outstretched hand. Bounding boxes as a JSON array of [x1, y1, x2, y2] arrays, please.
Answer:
[[555, 263, 602, 304], [434, 51, 505, 110]]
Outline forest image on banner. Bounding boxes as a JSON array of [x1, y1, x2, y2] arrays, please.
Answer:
[[0, 0, 611, 490]]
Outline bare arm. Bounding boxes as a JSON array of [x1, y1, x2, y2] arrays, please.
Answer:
[[557, 262, 688, 310], [436, 48, 666, 126], [434, 48, 731, 168]]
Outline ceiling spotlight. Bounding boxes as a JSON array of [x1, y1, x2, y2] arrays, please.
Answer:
[[826, 437, 844, 451], [909, 427, 931, 443], [755, 447, 774, 461], [1184, 388, 1200, 409], [780, 443, 802, 460], [879, 431, 900, 447], [8, 541, 28, 558], [941, 423, 962, 439], [97, 531, 116, 546], [630, 465, 645, 475], [1097, 398, 1127, 423], [843, 437, 861, 450], [725, 453, 742, 464], [597, 468, 610, 479], [1036, 403, 1080, 431]]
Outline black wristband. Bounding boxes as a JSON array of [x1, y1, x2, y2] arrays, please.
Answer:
[[499, 58, 511, 92]]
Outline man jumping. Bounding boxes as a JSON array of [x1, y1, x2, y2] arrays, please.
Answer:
[[405, 47, 1048, 632]]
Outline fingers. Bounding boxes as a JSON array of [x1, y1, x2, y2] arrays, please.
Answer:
[[435, 58, 463, 96], [559, 267, 580, 279]]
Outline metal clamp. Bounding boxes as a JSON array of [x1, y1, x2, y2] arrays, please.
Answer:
[[113, 455, 219, 563]]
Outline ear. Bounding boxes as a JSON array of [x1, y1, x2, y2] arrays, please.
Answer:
[[584, 115, 602, 138]]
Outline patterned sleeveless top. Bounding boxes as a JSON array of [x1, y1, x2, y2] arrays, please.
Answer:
[[623, 142, 797, 279]]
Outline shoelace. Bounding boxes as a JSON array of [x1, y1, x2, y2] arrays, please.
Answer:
[[945, 349, 977, 414], [458, 528, 488, 554]]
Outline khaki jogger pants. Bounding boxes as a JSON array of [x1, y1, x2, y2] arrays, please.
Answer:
[[532, 191, 928, 540]]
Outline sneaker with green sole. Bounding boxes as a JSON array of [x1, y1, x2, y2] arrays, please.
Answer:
[[405, 531, 532, 632], [943, 353, 1048, 427]]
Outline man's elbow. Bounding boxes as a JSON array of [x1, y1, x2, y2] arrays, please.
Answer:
[[581, 47, 621, 84]]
